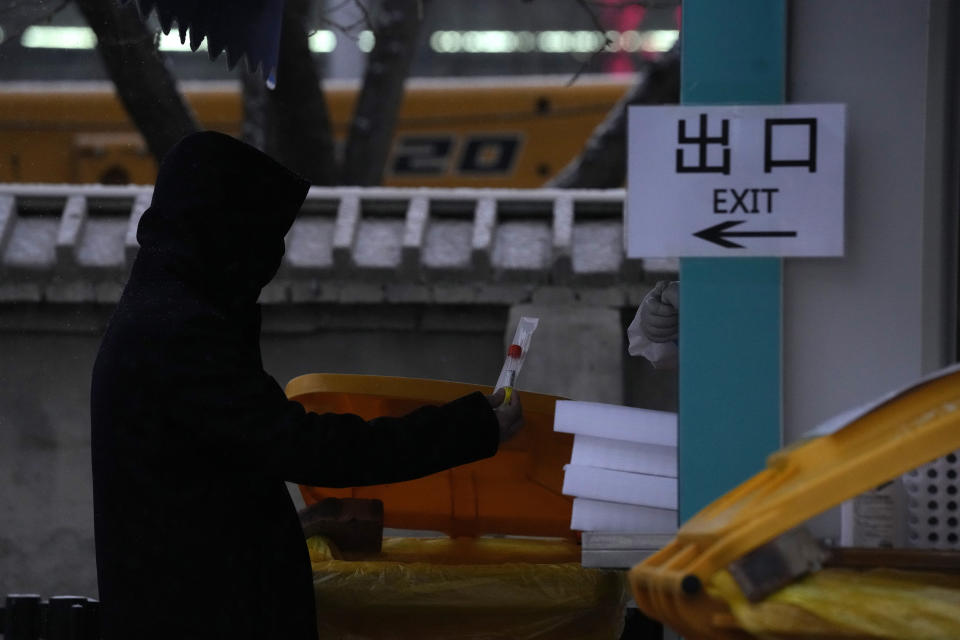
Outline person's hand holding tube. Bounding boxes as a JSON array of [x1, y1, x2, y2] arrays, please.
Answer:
[[485, 388, 524, 444]]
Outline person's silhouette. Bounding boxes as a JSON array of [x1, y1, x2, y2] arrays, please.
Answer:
[[91, 131, 521, 639]]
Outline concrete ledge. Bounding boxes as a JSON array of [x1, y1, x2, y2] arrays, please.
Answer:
[[640, 257, 680, 282], [420, 306, 507, 333], [432, 284, 478, 304], [470, 197, 496, 279], [45, 280, 95, 303], [0, 277, 679, 307], [290, 281, 342, 303], [551, 196, 574, 284], [0, 194, 15, 256], [532, 286, 577, 305], [576, 287, 627, 308], [316, 305, 420, 331], [400, 196, 428, 278], [338, 283, 385, 304], [627, 284, 654, 308], [384, 284, 432, 304], [474, 284, 534, 305], [55, 196, 87, 268], [258, 282, 290, 304], [124, 192, 150, 267], [0, 282, 42, 302], [0, 294, 659, 334], [0, 186, 679, 306], [0, 304, 113, 332], [332, 195, 360, 272], [94, 282, 124, 304]]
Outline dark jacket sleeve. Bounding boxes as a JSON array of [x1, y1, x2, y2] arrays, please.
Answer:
[[163, 341, 500, 487]]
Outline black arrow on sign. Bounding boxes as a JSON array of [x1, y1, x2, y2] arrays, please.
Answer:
[[693, 220, 798, 249]]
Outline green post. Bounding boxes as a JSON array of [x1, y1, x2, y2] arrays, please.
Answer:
[[678, 0, 786, 523]]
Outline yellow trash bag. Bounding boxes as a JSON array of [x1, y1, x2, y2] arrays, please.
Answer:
[[709, 568, 960, 640], [307, 536, 629, 640]]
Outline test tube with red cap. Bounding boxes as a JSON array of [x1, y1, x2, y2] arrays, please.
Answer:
[[503, 344, 523, 398], [495, 317, 539, 403]]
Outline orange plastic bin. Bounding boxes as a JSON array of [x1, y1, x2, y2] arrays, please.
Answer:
[[285, 374, 575, 539]]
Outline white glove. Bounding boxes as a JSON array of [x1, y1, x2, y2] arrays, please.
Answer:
[[627, 281, 679, 369]]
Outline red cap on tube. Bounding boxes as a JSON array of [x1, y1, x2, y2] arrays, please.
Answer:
[[507, 344, 523, 359]]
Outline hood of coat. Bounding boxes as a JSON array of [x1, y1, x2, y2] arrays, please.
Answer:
[[136, 131, 310, 307]]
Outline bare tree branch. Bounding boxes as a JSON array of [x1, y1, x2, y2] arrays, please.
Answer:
[[577, 0, 608, 33], [340, 0, 424, 185], [547, 46, 679, 188], [350, 0, 375, 32], [315, 0, 375, 43], [565, 0, 614, 87], [74, 0, 199, 162], [322, 0, 356, 16], [241, 0, 337, 185]]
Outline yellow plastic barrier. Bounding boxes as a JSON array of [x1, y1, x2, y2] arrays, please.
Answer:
[[629, 367, 960, 639], [307, 536, 629, 640]]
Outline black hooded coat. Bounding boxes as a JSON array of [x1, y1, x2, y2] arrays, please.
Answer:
[[90, 131, 500, 639]]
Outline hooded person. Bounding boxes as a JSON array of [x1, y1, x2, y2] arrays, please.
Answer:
[[90, 131, 522, 639]]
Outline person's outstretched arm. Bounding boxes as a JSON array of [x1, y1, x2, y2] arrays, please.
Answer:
[[165, 340, 520, 487]]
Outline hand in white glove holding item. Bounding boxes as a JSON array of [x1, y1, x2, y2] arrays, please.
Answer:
[[640, 280, 679, 342], [627, 280, 679, 369]]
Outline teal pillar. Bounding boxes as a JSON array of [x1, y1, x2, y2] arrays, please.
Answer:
[[678, 0, 786, 523]]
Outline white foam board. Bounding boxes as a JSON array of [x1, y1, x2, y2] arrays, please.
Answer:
[[553, 400, 677, 447], [571, 434, 677, 477], [571, 498, 678, 533], [562, 464, 677, 510]]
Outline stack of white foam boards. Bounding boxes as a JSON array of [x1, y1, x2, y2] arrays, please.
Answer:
[[554, 400, 678, 568]]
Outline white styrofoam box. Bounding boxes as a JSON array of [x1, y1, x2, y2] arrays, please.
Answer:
[[571, 434, 677, 478], [553, 400, 677, 447], [562, 464, 677, 510], [571, 498, 678, 533]]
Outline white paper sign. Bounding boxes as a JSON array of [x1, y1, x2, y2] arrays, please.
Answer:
[[627, 104, 846, 257]]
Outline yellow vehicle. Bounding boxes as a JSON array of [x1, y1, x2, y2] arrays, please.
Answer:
[[0, 75, 631, 187]]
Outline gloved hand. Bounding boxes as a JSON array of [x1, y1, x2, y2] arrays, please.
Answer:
[[639, 280, 679, 343], [485, 388, 524, 444], [627, 280, 679, 369]]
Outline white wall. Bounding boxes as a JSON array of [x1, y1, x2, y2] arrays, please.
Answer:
[[785, 1, 956, 536]]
